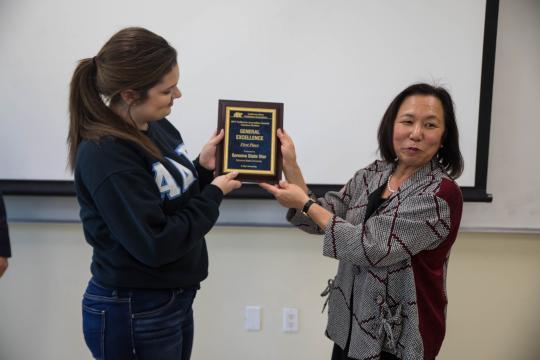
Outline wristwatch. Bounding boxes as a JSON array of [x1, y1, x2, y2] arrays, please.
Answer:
[[301, 199, 316, 216]]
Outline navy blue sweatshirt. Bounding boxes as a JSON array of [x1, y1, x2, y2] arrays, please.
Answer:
[[0, 193, 11, 258], [74, 119, 223, 289]]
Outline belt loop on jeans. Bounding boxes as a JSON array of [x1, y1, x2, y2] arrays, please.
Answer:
[[112, 288, 133, 298]]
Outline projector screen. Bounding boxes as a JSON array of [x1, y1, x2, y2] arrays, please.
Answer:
[[0, 0, 495, 200]]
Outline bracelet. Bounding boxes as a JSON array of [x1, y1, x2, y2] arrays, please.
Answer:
[[301, 199, 316, 216]]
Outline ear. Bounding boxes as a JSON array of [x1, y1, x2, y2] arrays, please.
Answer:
[[119, 89, 140, 105]]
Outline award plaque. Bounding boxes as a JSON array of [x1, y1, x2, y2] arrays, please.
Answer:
[[216, 100, 283, 183]]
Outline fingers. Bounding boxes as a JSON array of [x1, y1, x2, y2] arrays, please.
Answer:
[[209, 129, 225, 144], [279, 180, 289, 189], [277, 128, 291, 142], [231, 180, 242, 190], [226, 171, 239, 179], [211, 128, 224, 138], [259, 182, 279, 196], [225, 172, 241, 190], [213, 172, 242, 195]]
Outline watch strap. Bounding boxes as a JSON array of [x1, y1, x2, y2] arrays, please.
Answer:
[[301, 199, 316, 216]]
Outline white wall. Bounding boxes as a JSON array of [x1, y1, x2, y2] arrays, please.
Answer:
[[461, 0, 540, 231], [1, 225, 540, 360], [1, 0, 540, 359]]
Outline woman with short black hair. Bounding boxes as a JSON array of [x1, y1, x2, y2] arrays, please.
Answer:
[[261, 83, 464, 360]]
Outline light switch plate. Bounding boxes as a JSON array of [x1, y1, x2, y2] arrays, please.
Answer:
[[245, 306, 261, 331]]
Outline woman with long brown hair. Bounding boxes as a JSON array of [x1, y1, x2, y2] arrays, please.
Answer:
[[68, 27, 241, 359]]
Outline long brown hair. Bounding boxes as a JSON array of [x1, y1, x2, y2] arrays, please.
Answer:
[[68, 27, 177, 170]]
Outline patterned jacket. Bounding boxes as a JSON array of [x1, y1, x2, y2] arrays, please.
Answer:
[[288, 160, 462, 360]]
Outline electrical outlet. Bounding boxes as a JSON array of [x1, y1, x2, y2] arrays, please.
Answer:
[[282, 307, 299, 332]]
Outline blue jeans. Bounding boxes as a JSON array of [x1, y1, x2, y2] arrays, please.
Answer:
[[82, 278, 197, 360]]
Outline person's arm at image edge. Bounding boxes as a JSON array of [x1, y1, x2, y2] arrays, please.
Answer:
[[0, 194, 11, 278]]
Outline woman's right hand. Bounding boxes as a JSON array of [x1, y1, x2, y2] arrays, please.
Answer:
[[259, 180, 309, 210], [211, 172, 242, 195]]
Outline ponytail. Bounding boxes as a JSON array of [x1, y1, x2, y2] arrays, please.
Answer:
[[67, 57, 163, 170]]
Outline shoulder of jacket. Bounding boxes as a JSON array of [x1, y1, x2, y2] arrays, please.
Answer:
[[78, 137, 141, 161], [352, 159, 392, 180], [406, 167, 463, 210], [76, 137, 148, 182], [436, 177, 463, 203]]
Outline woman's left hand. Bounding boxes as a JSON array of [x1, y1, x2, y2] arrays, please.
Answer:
[[259, 180, 309, 209], [277, 128, 297, 168], [199, 129, 224, 170]]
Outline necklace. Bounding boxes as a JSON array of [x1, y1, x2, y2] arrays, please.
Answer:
[[387, 175, 396, 193]]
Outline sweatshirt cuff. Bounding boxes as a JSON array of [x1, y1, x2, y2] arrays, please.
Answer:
[[201, 184, 224, 206], [194, 157, 215, 187]]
